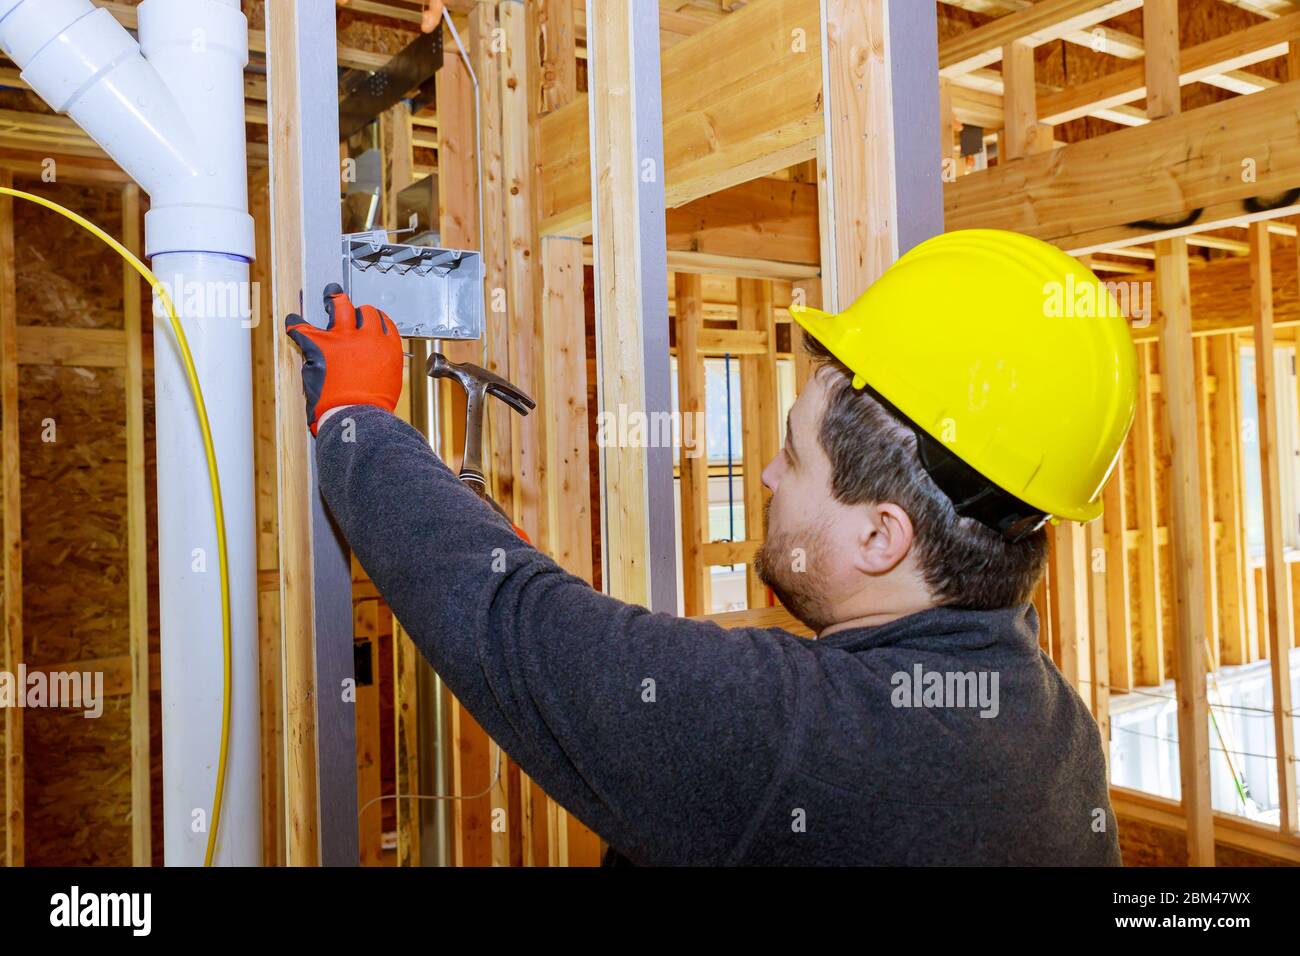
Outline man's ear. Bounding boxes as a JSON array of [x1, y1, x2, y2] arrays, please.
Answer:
[[854, 502, 915, 576]]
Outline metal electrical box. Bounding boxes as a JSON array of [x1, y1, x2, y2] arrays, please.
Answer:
[[341, 230, 484, 341]]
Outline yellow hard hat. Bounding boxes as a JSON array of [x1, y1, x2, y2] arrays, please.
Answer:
[[790, 228, 1137, 534]]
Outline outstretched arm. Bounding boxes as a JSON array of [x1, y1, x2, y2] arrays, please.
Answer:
[[317, 406, 799, 865]]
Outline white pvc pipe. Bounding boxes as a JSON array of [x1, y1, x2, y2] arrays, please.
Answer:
[[0, 0, 261, 865], [152, 253, 260, 867]]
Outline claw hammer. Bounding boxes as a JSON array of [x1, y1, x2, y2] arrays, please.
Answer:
[[427, 352, 535, 539]]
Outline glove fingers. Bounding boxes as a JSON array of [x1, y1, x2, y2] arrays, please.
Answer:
[[358, 303, 383, 332], [323, 285, 353, 331], [378, 309, 395, 335]]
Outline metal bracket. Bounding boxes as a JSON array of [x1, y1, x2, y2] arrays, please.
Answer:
[[341, 230, 484, 340]]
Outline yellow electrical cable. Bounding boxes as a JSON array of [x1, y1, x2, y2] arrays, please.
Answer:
[[0, 186, 233, 867]]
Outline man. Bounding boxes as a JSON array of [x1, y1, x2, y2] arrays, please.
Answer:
[[286, 229, 1135, 865]]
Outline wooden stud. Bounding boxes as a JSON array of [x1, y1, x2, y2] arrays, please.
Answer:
[[0, 170, 22, 867], [1193, 336, 1221, 671], [536, 0, 576, 115], [1086, 517, 1110, 771], [470, 3, 515, 513], [441, 13, 497, 868], [1131, 342, 1165, 687], [738, 279, 777, 609], [1155, 235, 1215, 865], [1000, 40, 1037, 163], [1051, 522, 1091, 703], [1207, 334, 1249, 666], [248, 167, 284, 867], [790, 278, 820, 394], [675, 272, 710, 617], [1101, 468, 1134, 693], [818, 0, 943, 307], [502, 0, 546, 550], [354, 601, 384, 866], [122, 183, 151, 866], [586, 0, 677, 612], [1248, 222, 1298, 835], [265, 0, 360, 865], [540, 235, 602, 867], [1142, 0, 1181, 121]]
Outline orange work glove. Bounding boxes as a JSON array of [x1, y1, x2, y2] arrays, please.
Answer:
[[285, 284, 405, 435]]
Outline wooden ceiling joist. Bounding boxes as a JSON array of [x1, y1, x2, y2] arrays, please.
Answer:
[[938, 0, 1144, 77], [1038, 12, 1299, 125]]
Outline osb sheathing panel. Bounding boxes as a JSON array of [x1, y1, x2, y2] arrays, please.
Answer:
[[7, 176, 161, 864]]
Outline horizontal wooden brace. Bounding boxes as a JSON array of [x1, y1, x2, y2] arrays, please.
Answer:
[[702, 539, 762, 565], [696, 328, 770, 356], [17, 326, 128, 368]]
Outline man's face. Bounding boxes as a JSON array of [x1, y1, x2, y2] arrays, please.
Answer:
[[755, 370, 859, 632]]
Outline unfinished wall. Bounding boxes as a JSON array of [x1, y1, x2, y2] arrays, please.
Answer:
[[7, 178, 161, 865]]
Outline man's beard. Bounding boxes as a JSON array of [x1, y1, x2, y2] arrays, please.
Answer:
[[754, 500, 836, 634]]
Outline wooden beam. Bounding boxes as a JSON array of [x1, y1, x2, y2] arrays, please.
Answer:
[[539, 0, 823, 237], [1155, 236, 1215, 866], [121, 183, 150, 867], [946, 80, 1300, 253], [586, 0, 677, 612], [1248, 222, 1299, 835], [0, 170, 22, 867]]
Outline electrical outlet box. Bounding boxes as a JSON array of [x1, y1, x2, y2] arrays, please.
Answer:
[[341, 230, 484, 340]]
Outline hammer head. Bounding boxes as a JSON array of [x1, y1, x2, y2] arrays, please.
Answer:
[[427, 352, 535, 416]]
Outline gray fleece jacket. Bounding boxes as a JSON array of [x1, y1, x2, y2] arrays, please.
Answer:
[[317, 406, 1122, 866]]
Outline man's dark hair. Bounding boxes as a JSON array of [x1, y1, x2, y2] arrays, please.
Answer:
[[804, 333, 1047, 610]]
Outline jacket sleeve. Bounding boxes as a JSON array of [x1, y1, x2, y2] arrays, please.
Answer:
[[316, 406, 800, 865]]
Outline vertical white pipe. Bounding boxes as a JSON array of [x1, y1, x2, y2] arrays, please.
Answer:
[[153, 252, 260, 867], [2, 0, 262, 866]]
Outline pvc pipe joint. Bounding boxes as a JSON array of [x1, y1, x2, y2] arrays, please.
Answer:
[[0, 0, 255, 260]]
